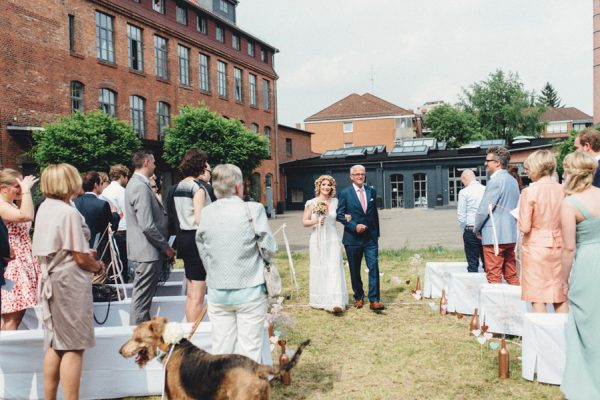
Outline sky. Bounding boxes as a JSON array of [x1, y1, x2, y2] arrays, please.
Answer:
[[237, 0, 592, 127]]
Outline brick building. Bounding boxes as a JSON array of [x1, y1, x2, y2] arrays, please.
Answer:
[[304, 93, 420, 154], [539, 107, 592, 137], [1, 0, 280, 208]]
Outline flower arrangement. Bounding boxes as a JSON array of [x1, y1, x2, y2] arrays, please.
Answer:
[[266, 297, 294, 351], [409, 254, 423, 300], [313, 201, 329, 217], [163, 322, 184, 345]]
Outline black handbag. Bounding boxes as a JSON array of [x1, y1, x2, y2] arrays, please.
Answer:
[[92, 283, 119, 302]]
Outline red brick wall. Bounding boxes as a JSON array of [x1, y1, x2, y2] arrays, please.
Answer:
[[276, 124, 318, 202], [0, 0, 278, 203]]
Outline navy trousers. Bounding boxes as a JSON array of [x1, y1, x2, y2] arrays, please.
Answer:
[[463, 228, 485, 273], [345, 239, 380, 302]]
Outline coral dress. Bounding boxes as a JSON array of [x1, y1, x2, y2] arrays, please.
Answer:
[[0, 203, 40, 314], [518, 177, 565, 303]]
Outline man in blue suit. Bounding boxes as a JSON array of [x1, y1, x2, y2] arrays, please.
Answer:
[[337, 164, 384, 311], [574, 128, 600, 188], [473, 146, 520, 285]]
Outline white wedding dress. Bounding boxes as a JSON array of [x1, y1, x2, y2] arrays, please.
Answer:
[[305, 198, 348, 311]]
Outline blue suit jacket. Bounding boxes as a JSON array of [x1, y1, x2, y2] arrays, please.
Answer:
[[473, 169, 520, 245], [593, 160, 600, 188], [336, 185, 380, 245], [73, 193, 116, 249]]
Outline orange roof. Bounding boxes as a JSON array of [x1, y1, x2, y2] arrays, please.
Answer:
[[305, 93, 412, 122], [540, 107, 592, 122]]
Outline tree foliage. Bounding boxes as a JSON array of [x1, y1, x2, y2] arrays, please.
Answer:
[[460, 70, 545, 142], [32, 110, 142, 171], [162, 104, 270, 175], [537, 82, 562, 108], [423, 104, 483, 148], [555, 126, 600, 176]]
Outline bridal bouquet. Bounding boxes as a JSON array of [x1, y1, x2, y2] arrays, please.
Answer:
[[313, 201, 329, 217]]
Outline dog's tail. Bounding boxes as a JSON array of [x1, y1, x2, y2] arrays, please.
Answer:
[[259, 339, 311, 378]]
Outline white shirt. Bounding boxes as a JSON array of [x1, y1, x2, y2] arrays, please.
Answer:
[[457, 180, 485, 230], [102, 181, 126, 231]]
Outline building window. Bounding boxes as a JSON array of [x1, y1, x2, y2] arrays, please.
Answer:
[[413, 173, 427, 208], [390, 174, 404, 208], [343, 122, 353, 133], [176, 4, 187, 25], [130, 96, 146, 138], [199, 54, 210, 93], [217, 61, 227, 98], [216, 26, 225, 43], [157, 101, 170, 140], [98, 88, 116, 117], [233, 67, 243, 102], [68, 14, 75, 52], [197, 14, 207, 34], [247, 41, 255, 57], [152, 0, 164, 14], [178, 45, 190, 86], [154, 35, 169, 80], [232, 34, 240, 50], [343, 143, 353, 148], [250, 123, 258, 132], [249, 173, 261, 201], [127, 25, 143, 72], [264, 126, 271, 157], [71, 81, 84, 112], [291, 188, 303, 203], [285, 138, 292, 157], [260, 48, 267, 63], [546, 121, 568, 134], [219, 0, 228, 12], [95, 12, 114, 63], [262, 79, 270, 110], [249, 74, 257, 107]]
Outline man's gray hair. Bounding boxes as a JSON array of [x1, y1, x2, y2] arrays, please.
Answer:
[[212, 164, 243, 198], [350, 164, 366, 174], [487, 146, 511, 169]]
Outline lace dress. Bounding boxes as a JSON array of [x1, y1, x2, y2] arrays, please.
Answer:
[[305, 198, 348, 311]]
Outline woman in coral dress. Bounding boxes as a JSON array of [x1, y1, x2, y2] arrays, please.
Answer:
[[302, 175, 348, 313], [0, 168, 40, 330], [518, 150, 567, 313]]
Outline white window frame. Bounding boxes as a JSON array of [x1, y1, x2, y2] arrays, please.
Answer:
[[343, 122, 353, 133]]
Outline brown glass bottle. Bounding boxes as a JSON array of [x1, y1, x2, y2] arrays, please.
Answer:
[[498, 338, 510, 378], [440, 289, 448, 315], [278, 340, 291, 385], [469, 308, 480, 334]]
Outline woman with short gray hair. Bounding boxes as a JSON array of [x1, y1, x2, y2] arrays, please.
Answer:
[[196, 164, 276, 362]]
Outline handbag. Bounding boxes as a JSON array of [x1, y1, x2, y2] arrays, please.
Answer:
[[92, 283, 119, 302], [245, 204, 282, 297]]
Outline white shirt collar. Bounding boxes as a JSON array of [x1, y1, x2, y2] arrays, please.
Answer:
[[84, 191, 99, 197], [352, 183, 365, 192]]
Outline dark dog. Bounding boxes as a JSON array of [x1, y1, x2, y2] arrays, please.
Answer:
[[119, 316, 310, 400]]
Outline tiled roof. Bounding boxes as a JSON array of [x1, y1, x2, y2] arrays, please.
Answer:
[[540, 107, 592, 122], [304, 93, 412, 122]]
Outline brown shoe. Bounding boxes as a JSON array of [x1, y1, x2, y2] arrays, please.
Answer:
[[369, 301, 385, 311], [354, 299, 364, 309], [332, 306, 343, 314]]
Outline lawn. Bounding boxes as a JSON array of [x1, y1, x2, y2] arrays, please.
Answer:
[[128, 247, 563, 400]]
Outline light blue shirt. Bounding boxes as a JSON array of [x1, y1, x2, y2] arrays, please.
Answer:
[[457, 180, 485, 230], [208, 284, 266, 305]]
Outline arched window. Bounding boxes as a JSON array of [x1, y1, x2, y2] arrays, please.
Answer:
[[250, 123, 259, 132], [390, 174, 404, 208], [130, 95, 146, 138], [98, 88, 116, 117], [157, 101, 170, 140], [71, 81, 84, 112], [413, 173, 427, 208]]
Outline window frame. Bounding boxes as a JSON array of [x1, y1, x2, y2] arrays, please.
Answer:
[[197, 13, 207, 34], [154, 35, 169, 80], [247, 41, 255, 57], [262, 79, 270, 111], [177, 44, 191, 86], [127, 24, 144, 72], [157, 101, 171, 140], [199, 53, 211, 93], [233, 67, 243, 103], [216, 25, 225, 43], [68, 14, 75, 52], [95, 11, 115, 63], [98, 88, 117, 117], [152, 0, 165, 14], [343, 121, 353, 133], [176, 4, 188, 25], [232, 34, 240, 50], [217, 60, 228, 98], [70, 81, 84, 112], [130, 95, 146, 138], [285, 138, 293, 157], [249, 74, 257, 107], [264, 126, 272, 157]]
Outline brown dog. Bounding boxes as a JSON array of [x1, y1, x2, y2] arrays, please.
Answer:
[[119, 316, 309, 400]]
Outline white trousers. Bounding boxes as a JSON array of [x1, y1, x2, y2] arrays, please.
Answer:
[[208, 297, 267, 363]]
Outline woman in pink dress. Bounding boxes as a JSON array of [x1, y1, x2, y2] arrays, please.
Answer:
[[518, 150, 567, 313], [0, 168, 40, 330]]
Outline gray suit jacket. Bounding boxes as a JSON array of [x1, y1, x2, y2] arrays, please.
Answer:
[[124, 173, 169, 262], [473, 169, 519, 245]]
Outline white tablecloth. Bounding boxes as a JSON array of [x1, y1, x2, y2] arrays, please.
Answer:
[[478, 284, 527, 336], [446, 272, 487, 315], [422, 262, 470, 298], [521, 312, 567, 385]]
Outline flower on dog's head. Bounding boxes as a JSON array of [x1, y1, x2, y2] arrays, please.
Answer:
[[163, 322, 184, 345]]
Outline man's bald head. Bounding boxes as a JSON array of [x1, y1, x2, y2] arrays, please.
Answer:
[[460, 169, 476, 187]]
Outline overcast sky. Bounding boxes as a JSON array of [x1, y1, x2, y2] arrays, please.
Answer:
[[237, 0, 592, 127]]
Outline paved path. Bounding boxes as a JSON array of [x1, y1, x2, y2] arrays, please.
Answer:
[[268, 208, 463, 252]]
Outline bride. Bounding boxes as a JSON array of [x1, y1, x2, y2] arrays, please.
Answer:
[[302, 175, 348, 313]]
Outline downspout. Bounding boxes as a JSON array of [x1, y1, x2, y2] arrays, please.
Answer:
[[273, 53, 280, 217], [380, 161, 386, 209]]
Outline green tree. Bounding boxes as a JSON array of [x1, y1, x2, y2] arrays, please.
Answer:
[[555, 126, 600, 176], [423, 104, 483, 148], [32, 110, 142, 170], [461, 70, 545, 142], [537, 82, 562, 108], [162, 104, 270, 175]]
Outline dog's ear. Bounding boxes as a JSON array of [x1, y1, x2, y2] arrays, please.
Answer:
[[149, 316, 168, 336]]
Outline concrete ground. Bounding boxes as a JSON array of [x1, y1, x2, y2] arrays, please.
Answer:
[[268, 207, 463, 252]]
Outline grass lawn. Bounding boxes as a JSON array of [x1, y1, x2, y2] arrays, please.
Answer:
[[128, 247, 563, 400]]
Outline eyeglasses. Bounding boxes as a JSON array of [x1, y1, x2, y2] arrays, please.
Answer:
[[484, 158, 498, 164], [351, 173, 366, 176]]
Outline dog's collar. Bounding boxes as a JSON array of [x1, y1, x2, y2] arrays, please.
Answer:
[[156, 346, 169, 363]]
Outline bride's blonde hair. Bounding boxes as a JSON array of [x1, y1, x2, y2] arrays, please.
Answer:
[[563, 152, 598, 195], [314, 175, 336, 197]]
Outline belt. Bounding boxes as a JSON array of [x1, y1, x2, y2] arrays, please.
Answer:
[[464, 226, 475, 231]]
